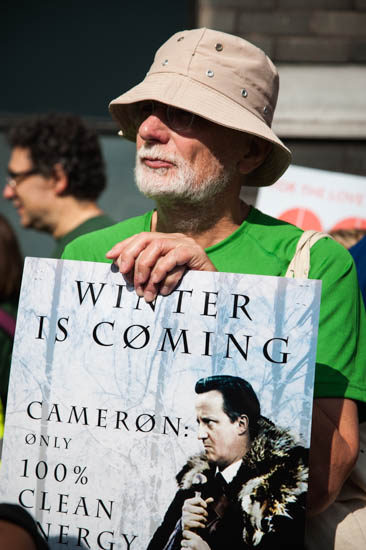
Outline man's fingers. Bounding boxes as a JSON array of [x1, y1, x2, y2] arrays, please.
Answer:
[[132, 238, 192, 284], [108, 234, 176, 282], [181, 494, 213, 534], [106, 231, 158, 256], [182, 500, 209, 523], [182, 530, 198, 540], [182, 518, 207, 530], [105, 242, 125, 259], [182, 512, 207, 532], [107, 232, 179, 260], [133, 240, 167, 287], [141, 265, 185, 302], [137, 246, 192, 301], [105, 235, 136, 262], [182, 496, 209, 512], [184, 504, 208, 517], [149, 242, 216, 276], [108, 233, 154, 275], [137, 241, 214, 301], [105, 232, 217, 301], [181, 530, 210, 549], [159, 266, 187, 295], [149, 247, 192, 284]]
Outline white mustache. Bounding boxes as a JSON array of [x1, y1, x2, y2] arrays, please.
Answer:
[[137, 146, 180, 165]]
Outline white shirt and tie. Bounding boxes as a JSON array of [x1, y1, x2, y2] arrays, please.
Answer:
[[216, 459, 242, 484]]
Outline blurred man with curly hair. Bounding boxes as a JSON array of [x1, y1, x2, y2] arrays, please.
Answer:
[[3, 113, 114, 257]]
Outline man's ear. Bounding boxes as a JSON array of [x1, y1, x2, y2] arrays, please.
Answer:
[[238, 137, 272, 175], [237, 414, 249, 435], [52, 163, 68, 195]]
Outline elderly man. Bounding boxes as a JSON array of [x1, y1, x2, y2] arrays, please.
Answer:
[[62, 28, 366, 545], [147, 375, 308, 550], [4, 113, 114, 258]]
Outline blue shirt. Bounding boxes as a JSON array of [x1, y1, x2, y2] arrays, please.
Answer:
[[349, 234, 366, 308]]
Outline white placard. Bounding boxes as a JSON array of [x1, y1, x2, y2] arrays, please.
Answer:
[[0, 258, 321, 549]]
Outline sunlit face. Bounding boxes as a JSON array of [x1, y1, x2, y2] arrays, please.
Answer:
[[134, 102, 249, 203], [4, 147, 55, 231], [195, 390, 246, 470]]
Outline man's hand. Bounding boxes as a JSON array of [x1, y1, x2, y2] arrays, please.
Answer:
[[106, 232, 217, 302], [181, 530, 211, 550], [181, 495, 214, 531]]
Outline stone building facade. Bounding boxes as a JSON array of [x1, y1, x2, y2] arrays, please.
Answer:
[[196, 0, 366, 201]]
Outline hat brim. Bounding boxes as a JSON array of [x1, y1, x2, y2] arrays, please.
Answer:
[[109, 72, 291, 187]]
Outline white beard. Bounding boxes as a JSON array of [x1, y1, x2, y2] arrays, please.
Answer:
[[134, 146, 233, 204]]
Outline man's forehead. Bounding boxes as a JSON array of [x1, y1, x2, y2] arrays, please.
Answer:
[[195, 389, 225, 411], [8, 147, 33, 169]]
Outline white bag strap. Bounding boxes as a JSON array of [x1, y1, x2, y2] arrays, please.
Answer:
[[285, 230, 331, 279]]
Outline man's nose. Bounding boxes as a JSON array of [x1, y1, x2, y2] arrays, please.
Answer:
[[197, 424, 207, 440], [138, 111, 170, 144], [3, 183, 15, 200]]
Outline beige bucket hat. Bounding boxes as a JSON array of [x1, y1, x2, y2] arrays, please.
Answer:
[[109, 28, 291, 187]]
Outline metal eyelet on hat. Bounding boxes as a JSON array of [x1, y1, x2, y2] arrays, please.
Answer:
[[206, 69, 214, 77], [241, 89, 248, 98], [162, 59, 169, 66], [215, 43, 223, 51], [263, 106, 269, 115]]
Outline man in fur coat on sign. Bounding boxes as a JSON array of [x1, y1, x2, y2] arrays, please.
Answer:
[[147, 375, 308, 550]]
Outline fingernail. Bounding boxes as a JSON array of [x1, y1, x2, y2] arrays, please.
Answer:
[[136, 285, 144, 297], [144, 291, 155, 302]]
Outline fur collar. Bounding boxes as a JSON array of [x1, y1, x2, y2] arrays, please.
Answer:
[[177, 417, 308, 546]]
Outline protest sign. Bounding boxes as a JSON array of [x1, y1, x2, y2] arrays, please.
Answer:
[[0, 258, 321, 549], [256, 164, 366, 232]]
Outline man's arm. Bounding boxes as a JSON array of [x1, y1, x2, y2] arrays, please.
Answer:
[[0, 520, 37, 550], [307, 397, 359, 517], [0, 504, 50, 550]]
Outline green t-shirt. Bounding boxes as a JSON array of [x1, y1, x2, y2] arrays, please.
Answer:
[[52, 214, 115, 259], [62, 207, 366, 414]]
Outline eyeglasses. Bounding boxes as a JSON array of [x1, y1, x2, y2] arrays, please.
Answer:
[[131, 100, 196, 134], [6, 168, 39, 189]]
